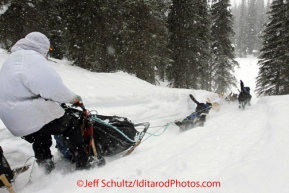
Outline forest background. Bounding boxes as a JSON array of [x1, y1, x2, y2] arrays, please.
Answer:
[[0, 0, 287, 96]]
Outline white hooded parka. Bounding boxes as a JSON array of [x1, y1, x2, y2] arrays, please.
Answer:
[[0, 32, 77, 137]]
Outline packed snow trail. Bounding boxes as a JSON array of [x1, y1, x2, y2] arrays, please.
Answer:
[[1, 52, 289, 193], [3, 100, 287, 193]]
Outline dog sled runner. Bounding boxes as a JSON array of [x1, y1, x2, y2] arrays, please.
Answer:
[[55, 103, 150, 165], [1, 146, 31, 193]]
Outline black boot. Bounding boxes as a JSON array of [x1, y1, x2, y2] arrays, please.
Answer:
[[30, 136, 55, 174], [36, 157, 55, 174], [73, 145, 106, 170], [73, 146, 90, 170], [73, 145, 94, 170]]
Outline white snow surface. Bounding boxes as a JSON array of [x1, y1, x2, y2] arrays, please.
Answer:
[[1, 49, 289, 193]]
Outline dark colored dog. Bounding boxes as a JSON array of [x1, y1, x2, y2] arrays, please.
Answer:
[[189, 94, 212, 122], [175, 94, 212, 131], [238, 80, 252, 109]]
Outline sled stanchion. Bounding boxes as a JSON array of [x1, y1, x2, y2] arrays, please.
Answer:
[[0, 174, 15, 193], [90, 127, 98, 157], [91, 138, 98, 156], [123, 122, 150, 156]]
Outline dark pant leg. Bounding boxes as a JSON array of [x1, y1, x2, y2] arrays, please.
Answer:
[[23, 111, 84, 160], [23, 132, 53, 160], [36, 111, 84, 150]]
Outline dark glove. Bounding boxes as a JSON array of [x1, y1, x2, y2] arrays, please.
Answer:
[[72, 95, 83, 107]]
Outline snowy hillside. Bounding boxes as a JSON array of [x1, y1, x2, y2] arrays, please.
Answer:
[[1, 49, 289, 193]]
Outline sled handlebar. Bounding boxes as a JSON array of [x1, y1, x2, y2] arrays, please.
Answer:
[[73, 101, 89, 117]]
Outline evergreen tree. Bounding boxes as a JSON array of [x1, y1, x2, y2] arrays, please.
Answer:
[[246, 0, 257, 54], [35, 0, 65, 59], [232, 0, 268, 57], [92, 0, 122, 72], [196, 0, 213, 91], [256, 0, 288, 96], [0, 1, 64, 59], [232, 1, 239, 51], [283, 0, 289, 94], [61, 0, 124, 72], [254, 0, 267, 54], [118, 0, 169, 84], [154, 0, 171, 83], [0, 0, 41, 51], [60, 0, 104, 71], [210, 0, 238, 93], [236, 0, 247, 56], [168, 0, 211, 89]]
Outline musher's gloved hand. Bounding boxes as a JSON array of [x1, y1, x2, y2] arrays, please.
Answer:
[[75, 95, 82, 103], [72, 95, 83, 107]]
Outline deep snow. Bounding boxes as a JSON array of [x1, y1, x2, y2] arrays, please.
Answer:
[[1, 49, 289, 193]]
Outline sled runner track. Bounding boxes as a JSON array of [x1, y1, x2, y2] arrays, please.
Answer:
[[124, 122, 150, 156]]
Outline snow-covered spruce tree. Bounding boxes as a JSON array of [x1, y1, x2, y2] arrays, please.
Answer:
[[256, 0, 289, 96], [91, 0, 123, 73], [0, 0, 40, 51], [246, 0, 258, 55], [61, 0, 123, 72], [232, 0, 268, 57], [60, 0, 99, 70], [153, 0, 171, 83], [168, 0, 211, 89], [36, 0, 65, 59], [284, 1, 289, 93], [236, 0, 247, 57], [0, 1, 65, 59], [210, 0, 238, 93], [196, 0, 213, 91], [254, 0, 267, 54], [118, 0, 169, 84]]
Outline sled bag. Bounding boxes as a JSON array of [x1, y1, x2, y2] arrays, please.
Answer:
[[0, 146, 13, 187], [93, 115, 138, 156]]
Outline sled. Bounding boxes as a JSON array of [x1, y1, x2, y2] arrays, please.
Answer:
[[0, 174, 15, 193], [0, 165, 30, 193], [0, 146, 13, 189], [1, 146, 30, 193], [55, 103, 150, 165], [12, 165, 31, 177]]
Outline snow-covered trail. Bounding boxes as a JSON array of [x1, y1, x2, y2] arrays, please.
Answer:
[[1, 53, 289, 193], [6, 101, 274, 193]]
